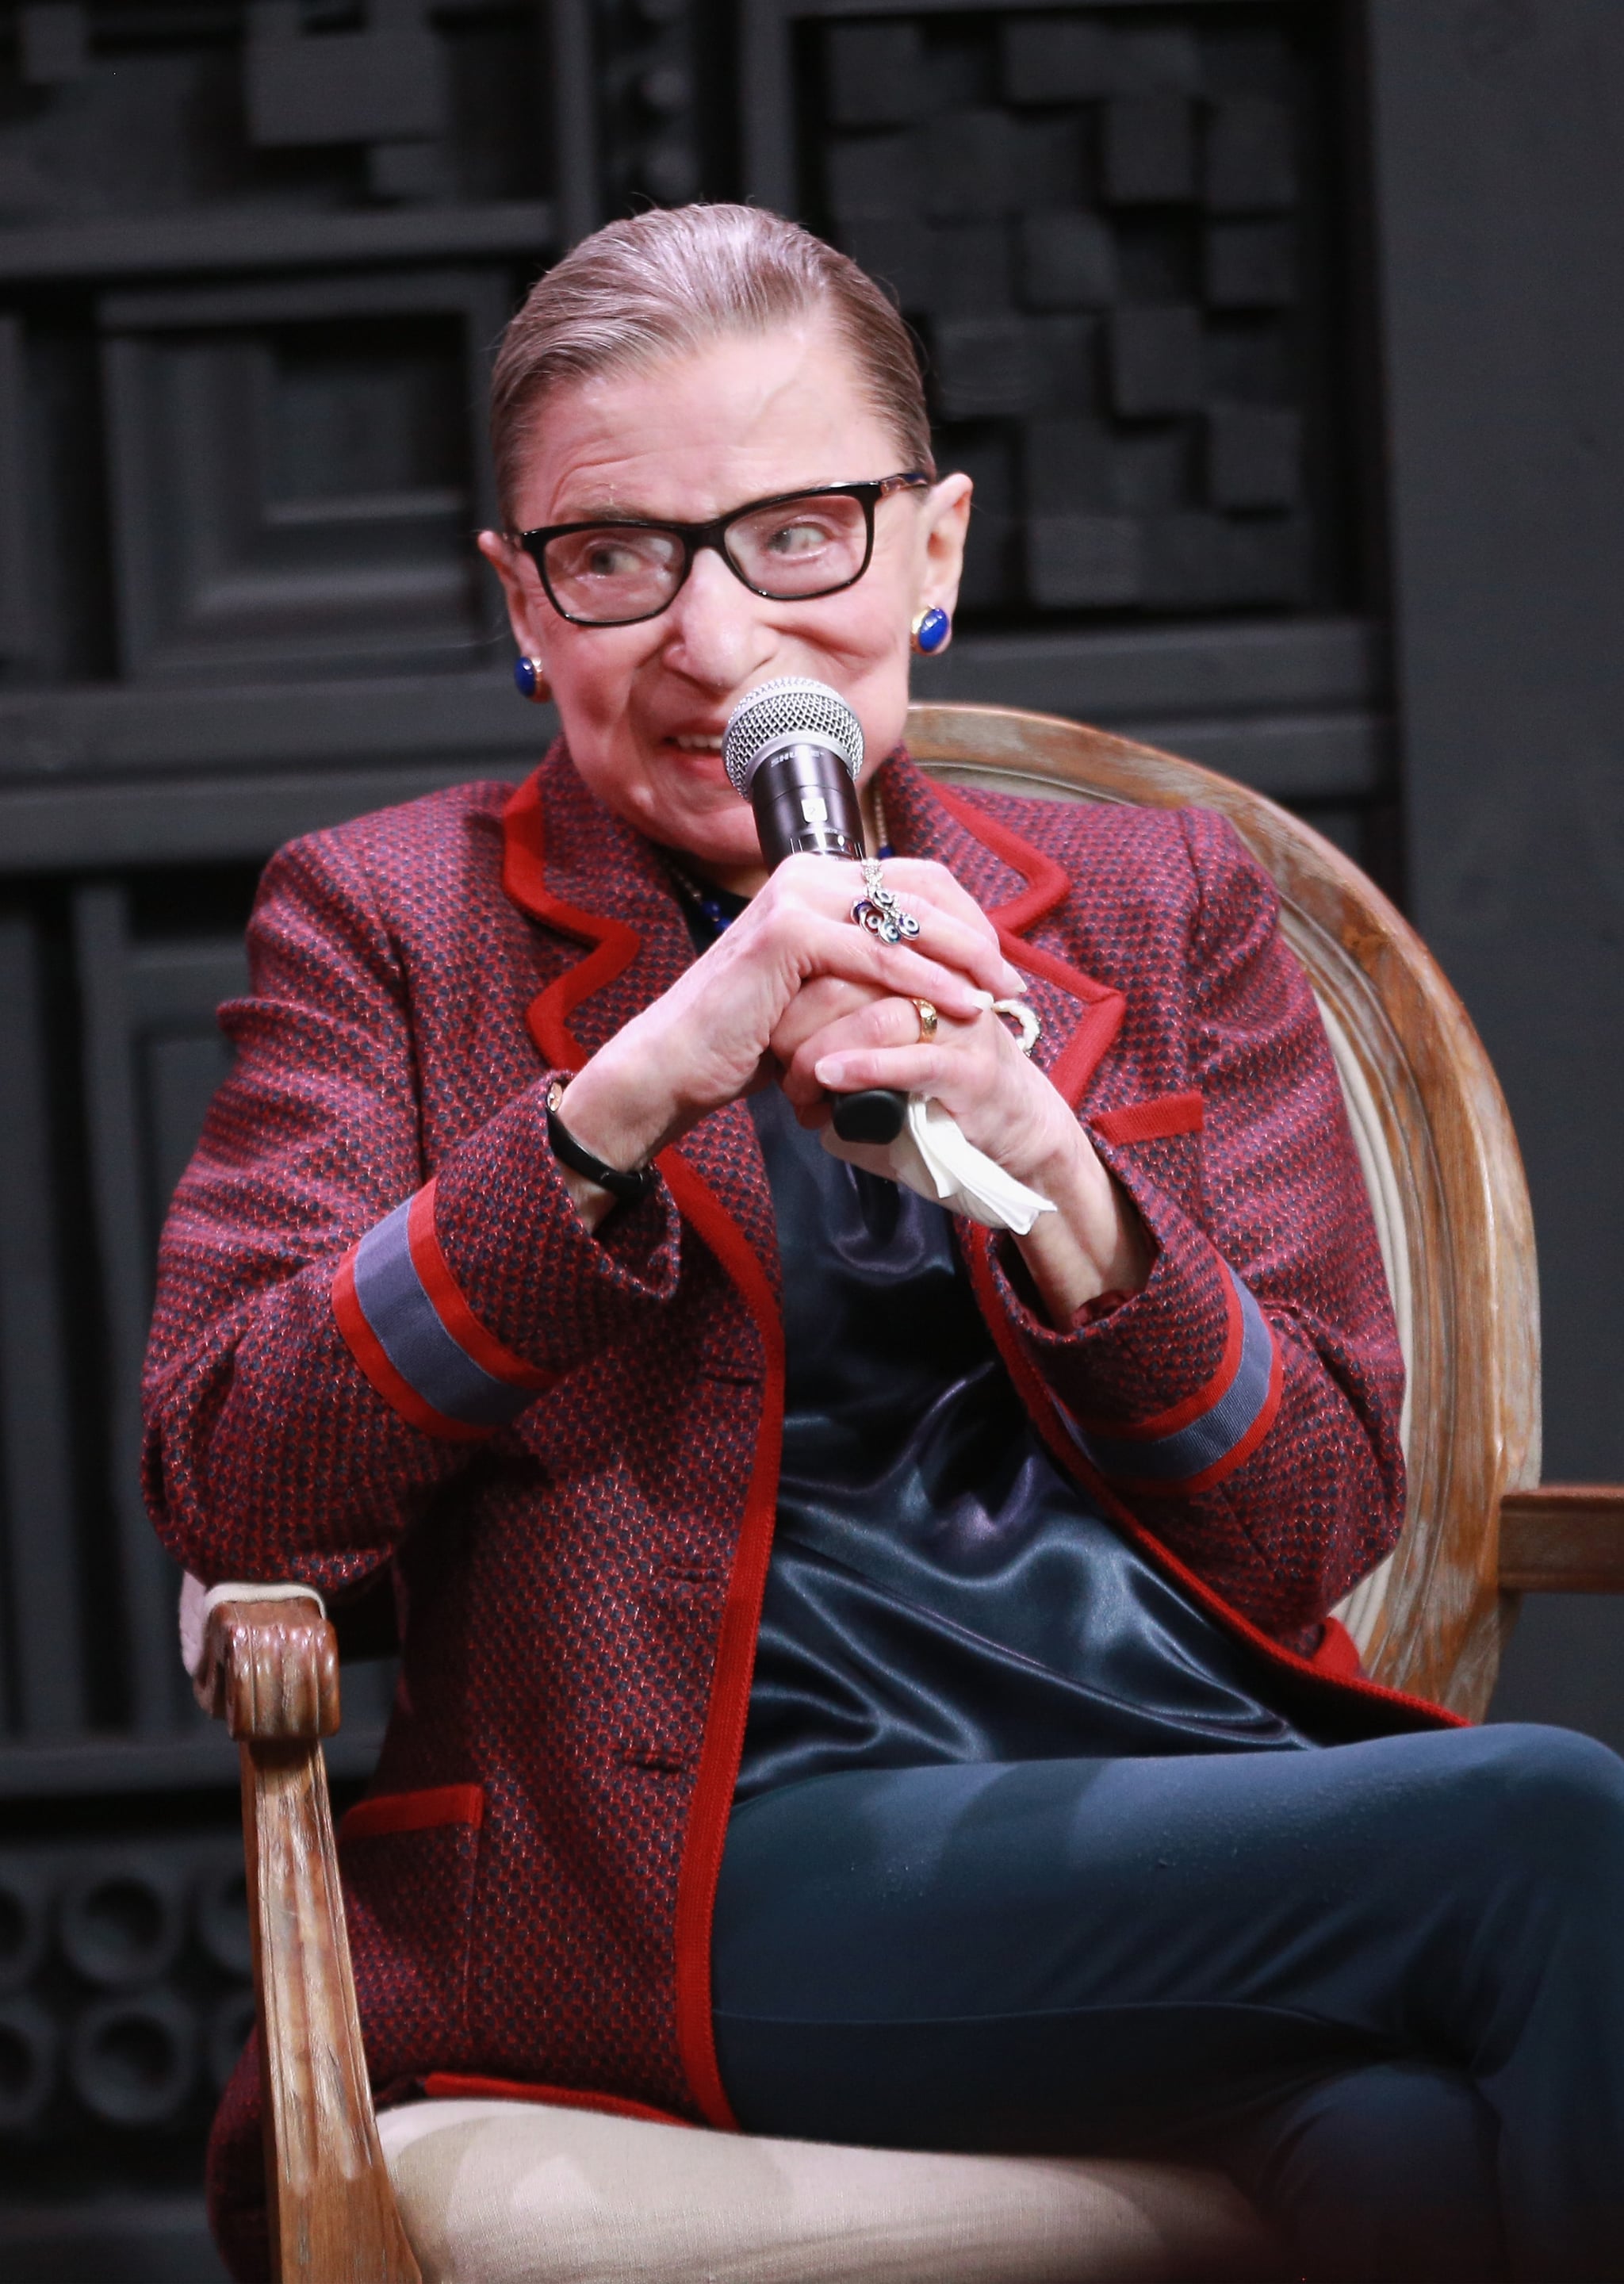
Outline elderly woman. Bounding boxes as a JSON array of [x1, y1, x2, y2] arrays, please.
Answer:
[[144, 206, 1624, 2284]]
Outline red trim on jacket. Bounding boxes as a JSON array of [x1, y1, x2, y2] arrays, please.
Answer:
[[927, 779, 1072, 935], [660, 1155, 784, 2136], [418, 2073, 696, 2127], [1090, 1091, 1205, 1145], [1107, 1327, 1285, 1496], [331, 1247, 489, 1445], [962, 1228, 1461, 1731], [926, 779, 1127, 1102], [1012, 936, 1130, 1102], [406, 1185, 553, 1391], [342, 1784, 485, 1842], [1177, 1333, 1285, 1495], [1312, 1615, 1367, 1683], [499, 768, 781, 2134], [1071, 1263, 1247, 1441], [502, 768, 641, 1071]]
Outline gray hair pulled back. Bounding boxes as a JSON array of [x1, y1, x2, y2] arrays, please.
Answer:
[[490, 204, 934, 523]]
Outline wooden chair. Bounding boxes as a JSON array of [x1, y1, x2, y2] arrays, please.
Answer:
[[195, 704, 1624, 2283]]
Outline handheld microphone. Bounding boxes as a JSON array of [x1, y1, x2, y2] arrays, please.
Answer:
[[723, 677, 907, 1146]]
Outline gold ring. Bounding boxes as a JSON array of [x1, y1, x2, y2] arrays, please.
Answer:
[[910, 997, 938, 1043]]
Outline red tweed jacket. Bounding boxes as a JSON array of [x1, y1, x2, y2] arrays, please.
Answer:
[[141, 745, 1450, 2274]]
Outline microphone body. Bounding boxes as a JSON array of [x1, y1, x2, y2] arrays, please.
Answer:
[[749, 741, 865, 868], [723, 679, 907, 1146]]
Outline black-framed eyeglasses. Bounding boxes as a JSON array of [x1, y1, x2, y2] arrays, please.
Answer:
[[508, 473, 933, 627]]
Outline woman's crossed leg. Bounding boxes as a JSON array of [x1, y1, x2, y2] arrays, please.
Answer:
[[713, 1723, 1624, 2282]]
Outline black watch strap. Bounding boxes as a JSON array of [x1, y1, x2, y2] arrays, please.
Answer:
[[546, 1083, 654, 1206]]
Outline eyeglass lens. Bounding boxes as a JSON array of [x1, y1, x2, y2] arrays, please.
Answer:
[[541, 492, 871, 623]]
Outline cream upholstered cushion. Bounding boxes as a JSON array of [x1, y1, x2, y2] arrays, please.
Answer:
[[378, 2098, 1284, 2284]]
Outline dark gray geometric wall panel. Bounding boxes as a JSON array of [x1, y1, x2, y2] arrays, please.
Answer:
[[0, 905, 86, 1744], [595, 0, 708, 213], [0, 868, 398, 1788], [0, 1821, 293, 2267], [0, 0, 554, 233], [748, 2, 1348, 629], [0, 1833, 251, 2144], [0, 313, 29, 661], [101, 269, 509, 682], [72, 883, 248, 1742], [0, 1, 563, 707]]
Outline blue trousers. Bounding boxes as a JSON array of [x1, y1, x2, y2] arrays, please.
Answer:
[[711, 1725, 1624, 2282]]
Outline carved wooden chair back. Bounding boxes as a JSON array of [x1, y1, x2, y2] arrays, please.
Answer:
[[908, 699, 1541, 1719]]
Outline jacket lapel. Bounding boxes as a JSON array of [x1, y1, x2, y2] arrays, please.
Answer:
[[501, 751, 693, 1068], [876, 753, 1126, 1106], [499, 748, 779, 1287]]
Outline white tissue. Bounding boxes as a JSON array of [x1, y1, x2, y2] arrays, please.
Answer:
[[821, 1095, 1056, 1234]]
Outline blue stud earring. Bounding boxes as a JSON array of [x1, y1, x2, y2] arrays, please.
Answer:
[[513, 656, 551, 703], [911, 606, 951, 656]]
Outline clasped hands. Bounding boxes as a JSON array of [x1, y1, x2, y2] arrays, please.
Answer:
[[554, 854, 1151, 1323]]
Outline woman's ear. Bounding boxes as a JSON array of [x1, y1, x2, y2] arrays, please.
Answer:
[[917, 473, 974, 618], [477, 529, 550, 657]]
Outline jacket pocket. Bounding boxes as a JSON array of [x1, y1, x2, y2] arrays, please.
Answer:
[[1086, 1092, 1208, 1226], [339, 1784, 484, 2067], [1088, 1090, 1204, 1145]]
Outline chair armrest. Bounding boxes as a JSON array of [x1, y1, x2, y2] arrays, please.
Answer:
[[201, 1596, 340, 1741], [205, 1592, 421, 2283], [1499, 1486, 1624, 1592]]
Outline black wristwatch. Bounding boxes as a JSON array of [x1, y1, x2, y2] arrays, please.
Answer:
[[546, 1081, 655, 1207]]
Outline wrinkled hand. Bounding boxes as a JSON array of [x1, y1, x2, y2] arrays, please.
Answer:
[[772, 860, 1152, 1321], [556, 855, 1023, 1206]]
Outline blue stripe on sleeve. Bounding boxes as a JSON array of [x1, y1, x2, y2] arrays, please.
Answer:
[[350, 1201, 533, 1431], [1071, 1270, 1275, 1486]]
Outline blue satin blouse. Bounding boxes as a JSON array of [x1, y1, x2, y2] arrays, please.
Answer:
[[733, 1081, 1333, 1802]]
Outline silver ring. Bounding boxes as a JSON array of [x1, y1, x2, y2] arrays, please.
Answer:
[[992, 997, 1040, 1056], [851, 857, 921, 946]]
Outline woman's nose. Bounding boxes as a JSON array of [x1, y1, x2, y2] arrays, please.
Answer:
[[660, 544, 775, 690]]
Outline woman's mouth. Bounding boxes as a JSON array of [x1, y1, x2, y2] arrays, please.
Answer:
[[665, 733, 724, 754]]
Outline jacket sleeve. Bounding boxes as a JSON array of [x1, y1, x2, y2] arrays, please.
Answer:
[[988, 807, 1405, 1646], [141, 830, 681, 1593]]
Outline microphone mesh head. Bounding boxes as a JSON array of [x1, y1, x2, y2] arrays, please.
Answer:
[[722, 676, 865, 797]]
